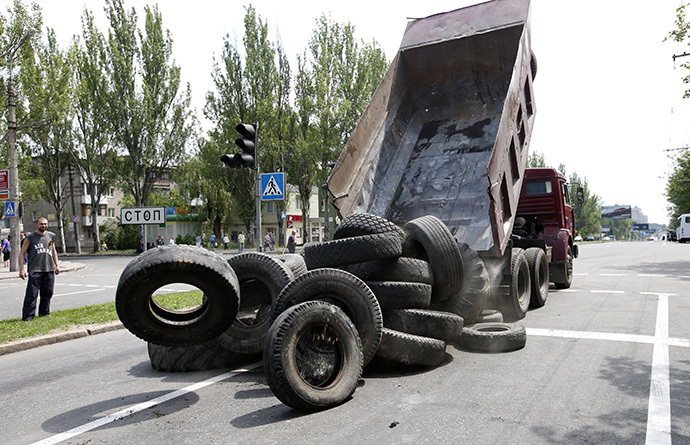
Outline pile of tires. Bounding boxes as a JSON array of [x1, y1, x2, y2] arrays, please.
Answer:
[[115, 213, 528, 412]]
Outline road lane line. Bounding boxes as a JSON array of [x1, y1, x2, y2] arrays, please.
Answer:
[[645, 293, 672, 445], [639, 274, 667, 278], [526, 328, 688, 348], [31, 362, 263, 445], [601, 273, 628, 276], [591, 290, 625, 294]]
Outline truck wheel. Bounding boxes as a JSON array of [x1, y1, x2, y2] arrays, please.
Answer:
[[303, 232, 403, 270], [216, 253, 294, 354], [278, 254, 308, 277], [271, 268, 383, 366], [333, 213, 404, 240], [457, 322, 527, 353], [371, 328, 447, 367], [148, 341, 259, 372], [263, 301, 363, 412], [366, 281, 432, 309], [116, 245, 240, 346], [343, 257, 433, 285], [525, 247, 549, 308], [430, 243, 489, 324], [503, 248, 531, 321], [402, 215, 463, 303], [383, 308, 464, 343], [554, 245, 574, 289]]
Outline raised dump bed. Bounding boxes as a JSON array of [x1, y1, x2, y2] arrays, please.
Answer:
[[327, 0, 536, 259]]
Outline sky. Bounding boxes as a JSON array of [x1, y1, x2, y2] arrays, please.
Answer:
[[24, 0, 690, 225]]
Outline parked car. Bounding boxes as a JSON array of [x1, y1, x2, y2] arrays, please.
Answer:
[[586, 236, 595, 241], [574, 235, 583, 241]]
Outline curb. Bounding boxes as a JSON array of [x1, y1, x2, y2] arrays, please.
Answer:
[[0, 261, 87, 281], [0, 321, 124, 356]]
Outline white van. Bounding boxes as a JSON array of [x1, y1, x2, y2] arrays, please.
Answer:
[[678, 214, 690, 243]]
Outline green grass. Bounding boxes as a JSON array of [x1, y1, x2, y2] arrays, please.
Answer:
[[0, 290, 203, 344]]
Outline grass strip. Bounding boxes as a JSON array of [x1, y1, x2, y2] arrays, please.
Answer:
[[0, 290, 203, 344]]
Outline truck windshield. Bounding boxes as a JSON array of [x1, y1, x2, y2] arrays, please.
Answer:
[[525, 181, 552, 196]]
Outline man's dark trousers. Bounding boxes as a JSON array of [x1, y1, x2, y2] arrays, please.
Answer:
[[22, 271, 55, 320]]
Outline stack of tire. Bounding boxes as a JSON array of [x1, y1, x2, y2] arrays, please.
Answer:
[[114, 214, 527, 412]]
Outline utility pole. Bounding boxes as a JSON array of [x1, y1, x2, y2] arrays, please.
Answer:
[[5, 28, 38, 272]]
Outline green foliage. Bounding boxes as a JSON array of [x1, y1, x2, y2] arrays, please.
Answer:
[[99, 218, 138, 250], [665, 149, 690, 224], [569, 172, 602, 238], [527, 151, 546, 167]]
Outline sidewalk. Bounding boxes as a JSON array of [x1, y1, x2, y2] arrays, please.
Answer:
[[0, 260, 86, 280]]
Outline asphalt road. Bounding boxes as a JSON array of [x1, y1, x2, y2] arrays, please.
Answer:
[[0, 241, 688, 444]]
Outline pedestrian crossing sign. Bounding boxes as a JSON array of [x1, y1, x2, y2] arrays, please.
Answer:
[[261, 172, 285, 201], [4, 201, 16, 217]]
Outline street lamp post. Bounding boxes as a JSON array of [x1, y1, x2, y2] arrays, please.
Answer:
[[6, 28, 37, 272]]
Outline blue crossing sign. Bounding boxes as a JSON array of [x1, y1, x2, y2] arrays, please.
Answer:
[[4, 201, 16, 217], [261, 172, 285, 201]]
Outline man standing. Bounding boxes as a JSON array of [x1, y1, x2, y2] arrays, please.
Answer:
[[237, 231, 245, 253], [287, 230, 296, 254], [19, 217, 60, 321]]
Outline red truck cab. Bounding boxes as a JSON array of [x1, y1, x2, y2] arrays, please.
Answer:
[[514, 167, 578, 288]]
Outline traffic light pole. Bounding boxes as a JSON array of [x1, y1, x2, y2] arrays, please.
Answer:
[[254, 123, 262, 252]]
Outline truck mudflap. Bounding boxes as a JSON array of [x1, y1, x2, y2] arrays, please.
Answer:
[[327, 0, 535, 259]]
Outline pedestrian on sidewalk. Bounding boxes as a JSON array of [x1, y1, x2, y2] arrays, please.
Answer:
[[1, 236, 9, 268], [287, 230, 296, 254], [19, 217, 60, 321], [238, 231, 245, 253]]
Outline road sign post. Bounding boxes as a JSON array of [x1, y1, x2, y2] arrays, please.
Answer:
[[121, 207, 165, 252]]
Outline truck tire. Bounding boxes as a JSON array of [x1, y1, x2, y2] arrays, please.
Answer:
[[402, 215, 463, 303], [430, 242, 489, 324], [457, 322, 526, 353], [147, 341, 259, 372], [216, 253, 294, 354], [383, 308, 464, 343], [278, 254, 308, 277], [372, 328, 447, 367], [501, 248, 531, 321], [474, 309, 503, 323], [303, 232, 403, 270], [366, 281, 433, 309], [334, 213, 404, 240], [271, 268, 382, 366], [342, 257, 433, 285], [263, 301, 363, 412], [554, 245, 574, 289], [116, 245, 240, 346], [524, 247, 549, 308]]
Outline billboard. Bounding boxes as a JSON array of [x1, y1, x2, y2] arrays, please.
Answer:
[[601, 205, 632, 219], [632, 224, 649, 231]]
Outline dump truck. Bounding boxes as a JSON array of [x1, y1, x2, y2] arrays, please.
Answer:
[[326, 0, 576, 321]]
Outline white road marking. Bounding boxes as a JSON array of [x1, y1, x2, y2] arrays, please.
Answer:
[[53, 289, 108, 297], [601, 273, 628, 276], [639, 274, 667, 278], [645, 293, 672, 445], [591, 290, 625, 294], [30, 363, 262, 445]]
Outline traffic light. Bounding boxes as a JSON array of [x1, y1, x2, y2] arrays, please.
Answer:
[[220, 123, 257, 169], [576, 186, 584, 204]]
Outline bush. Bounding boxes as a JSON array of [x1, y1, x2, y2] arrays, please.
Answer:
[[100, 220, 138, 250], [176, 233, 195, 246]]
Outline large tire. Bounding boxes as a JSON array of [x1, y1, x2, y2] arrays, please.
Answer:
[[554, 245, 574, 289], [366, 281, 432, 309], [500, 248, 531, 322], [147, 341, 260, 372], [430, 243, 489, 324], [116, 246, 240, 346], [216, 253, 295, 354], [334, 213, 404, 240], [372, 328, 446, 367], [263, 301, 363, 412], [342, 257, 433, 285], [402, 216, 463, 303], [271, 268, 383, 366], [524, 247, 549, 308], [383, 308, 464, 344], [278, 254, 308, 277], [474, 309, 503, 323], [456, 322, 527, 353], [303, 233, 403, 270]]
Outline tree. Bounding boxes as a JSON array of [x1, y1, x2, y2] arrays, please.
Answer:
[[568, 172, 602, 238], [70, 8, 118, 252], [22, 28, 74, 253], [527, 151, 546, 167], [301, 15, 387, 239], [666, 6, 690, 224], [103, 0, 193, 208]]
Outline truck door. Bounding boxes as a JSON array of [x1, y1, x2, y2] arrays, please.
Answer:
[[561, 181, 574, 235]]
